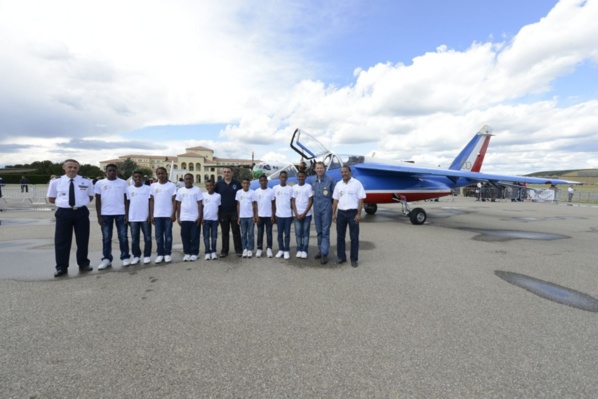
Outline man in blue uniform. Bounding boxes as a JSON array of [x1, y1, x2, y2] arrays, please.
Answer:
[[310, 161, 336, 264], [214, 167, 242, 257]]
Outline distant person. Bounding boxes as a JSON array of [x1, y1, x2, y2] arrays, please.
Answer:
[[215, 166, 242, 257], [568, 185, 575, 202], [0, 177, 4, 198], [292, 170, 313, 259], [20, 176, 29, 193], [95, 163, 131, 270], [255, 174, 275, 258], [273, 170, 293, 259], [127, 170, 152, 265], [310, 161, 335, 265], [47, 159, 94, 278], [176, 173, 203, 262], [150, 167, 177, 264], [176, 177, 185, 189], [332, 166, 366, 267], [236, 178, 257, 258], [202, 179, 221, 260]]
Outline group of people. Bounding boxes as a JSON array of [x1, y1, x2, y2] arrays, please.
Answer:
[[48, 159, 366, 278]]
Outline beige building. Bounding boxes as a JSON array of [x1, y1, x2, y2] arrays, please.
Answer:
[[99, 145, 258, 183]]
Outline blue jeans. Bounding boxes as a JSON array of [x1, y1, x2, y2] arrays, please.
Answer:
[[294, 215, 311, 253], [180, 221, 200, 256], [240, 217, 254, 251], [101, 214, 130, 262], [257, 217, 273, 250], [154, 217, 173, 256], [313, 204, 332, 256], [129, 221, 152, 258], [336, 209, 359, 262], [276, 217, 292, 252], [203, 220, 219, 254]]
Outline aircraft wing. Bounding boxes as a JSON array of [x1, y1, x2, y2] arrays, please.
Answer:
[[353, 162, 580, 185]]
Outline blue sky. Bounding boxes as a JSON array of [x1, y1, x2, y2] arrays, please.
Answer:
[[1, 0, 597, 174]]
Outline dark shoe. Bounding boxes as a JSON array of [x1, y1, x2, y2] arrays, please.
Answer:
[[320, 256, 328, 265], [236, 252, 243, 257], [314, 252, 322, 259], [351, 261, 358, 268], [79, 265, 92, 272], [54, 269, 68, 278], [219, 252, 228, 258], [336, 259, 346, 265]]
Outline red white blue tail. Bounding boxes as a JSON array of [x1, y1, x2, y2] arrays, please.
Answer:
[[448, 125, 493, 172]]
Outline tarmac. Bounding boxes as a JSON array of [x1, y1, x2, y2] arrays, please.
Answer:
[[1, 197, 598, 398]]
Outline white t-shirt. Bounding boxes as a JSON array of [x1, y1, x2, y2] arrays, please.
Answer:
[[274, 184, 293, 218], [332, 177, 366, 210], [255, 187, 275, 217], [292, 184, 313, 216], [150, 181, 177, 218], [235, 189, 256, 218], [176, 186, 203, 221], [202, 192, 221, 221], [95, 178, 129, 215], [127, 184, 151, 222]]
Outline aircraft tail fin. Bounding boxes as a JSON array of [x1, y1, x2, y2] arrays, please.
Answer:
[[448, 125, 493, 172]]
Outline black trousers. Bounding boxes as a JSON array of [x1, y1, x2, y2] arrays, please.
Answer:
[[54, 207, 90, 271], [219, 211, 242, 255]]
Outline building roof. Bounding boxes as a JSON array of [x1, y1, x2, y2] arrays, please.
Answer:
[[177, 152, 203, 158], [186, 146, 214, 152]]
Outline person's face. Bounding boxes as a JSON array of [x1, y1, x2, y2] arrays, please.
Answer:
[[205, 181, 214, 193], [156, 169, 167, 182], [223, 169, 232, 181], [297, 173, 306, 185], [63, 161, 80, 178], [315, 163, 325, 177], [133, 173, 143, 186], [184, 175, 194, 187], [279, 173, 287, 186], [341, 167, 351, 182], [242, 180, 250, 190], [105, 166, 118, 180], [259, 177, 268, 189]]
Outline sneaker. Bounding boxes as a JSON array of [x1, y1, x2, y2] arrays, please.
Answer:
[[242, 249, 248, 258], [283, 251, 290, 260], [256, 249, 262, 258], [155, 256, 164, 264], [275, 250, 284, 258], [296, 251, 302, 258], [183, 254, 191, 262], [267, 248, 273, 258], [205, 254, 211, 260], [247, 251, 252, 258], [98, 259, 112, 270], [164, 255, 172, 263], [122, 258, 131, 267], [143, 257, 151, 264], [131, 257, 140, 265], [190, 255, 198, 261], [301, 252, 308, 259], [211, 252, 218, 260]]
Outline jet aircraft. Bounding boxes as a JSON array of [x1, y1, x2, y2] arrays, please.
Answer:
[[251, 126, 578, 224]]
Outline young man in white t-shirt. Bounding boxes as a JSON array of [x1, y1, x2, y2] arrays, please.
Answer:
[[95, 163, 131, 270], [235, 178, 258, 258], [255, 174, 275, 258], [202, 179, 221, 260], [150, 167, 177, 264], [127, 170, 152, 265], [176, 173, 203, 262], [292, 170, 313, 259], [273, 170, 293, 259]]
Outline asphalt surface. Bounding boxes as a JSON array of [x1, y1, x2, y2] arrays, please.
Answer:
[[1, 198, 598, 398]]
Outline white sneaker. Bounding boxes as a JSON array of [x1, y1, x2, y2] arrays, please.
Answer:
[[242, 249, 248, 258], [211, 252, 217, 260], [143, 257, 151, 264], [164, 255, 172, 263], [205, 254, 211, 260], [183, 254, 191, 262], [122, 258, 131, 267], [267, 248, 273, 258], [275, 250, 284, 258], [296, 251, 302, 258], [131, 257, 140, 265], [256, 249, 262, 258], [155, 256, 164, 264], [98, 259, 112, 270], [190, 255, 198, 261], [284, 251, 290, 259], [247, 251, 252, 258]]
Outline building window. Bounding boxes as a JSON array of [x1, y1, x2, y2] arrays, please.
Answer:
[[189, 163, 194, 171], [196, 174, 201, 183], [181, 162, 187, 170]]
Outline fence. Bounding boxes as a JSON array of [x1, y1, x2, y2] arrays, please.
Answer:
[[0, 184, 49, 204]]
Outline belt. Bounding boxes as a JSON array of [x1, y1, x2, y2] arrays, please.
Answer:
[[339, 208, 357, 211], [61, 206, 87, 211]]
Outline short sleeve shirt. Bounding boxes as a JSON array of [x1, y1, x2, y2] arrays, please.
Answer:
[[95, 178, 129, 215]]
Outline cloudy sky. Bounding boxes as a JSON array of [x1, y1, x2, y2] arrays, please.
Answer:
[[1, 0, 597, 174]]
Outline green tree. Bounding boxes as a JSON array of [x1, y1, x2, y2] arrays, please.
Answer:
[[115, 158, 139, 179]]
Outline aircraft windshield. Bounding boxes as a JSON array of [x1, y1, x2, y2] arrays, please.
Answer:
[[290, 129, 331, 160], [267, 163, 298, 180]]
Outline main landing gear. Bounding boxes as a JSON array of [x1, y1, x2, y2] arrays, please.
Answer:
[[363, 197, 427, 225]]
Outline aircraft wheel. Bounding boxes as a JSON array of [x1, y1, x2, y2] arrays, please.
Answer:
[[409, 208, 427, 225], [364, 203, 377, 215]]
